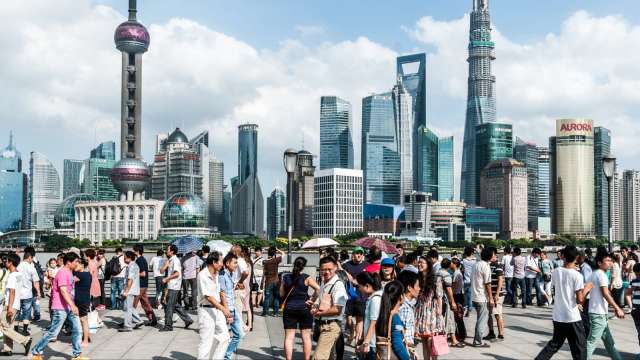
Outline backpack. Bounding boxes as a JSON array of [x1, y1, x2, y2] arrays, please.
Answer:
[[33, 261, 45, 298], [0, 269, 8, 301], [105, 256, 122, 280]]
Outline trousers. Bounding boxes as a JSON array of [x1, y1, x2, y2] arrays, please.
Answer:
[[0, 310, 30, 352], [535, 321, 585, 360], [124, 294, 142, 329], [586, 313, 622, 360], [197, 307, 230, 360], [473, 301, 489, 345]]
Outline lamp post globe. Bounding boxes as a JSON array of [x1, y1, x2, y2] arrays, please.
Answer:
[[283, 148, 298, 264], [602, 155, 616, 180], [283, 148, 298, 174]]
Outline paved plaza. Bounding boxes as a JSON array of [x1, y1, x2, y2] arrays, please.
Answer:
[[4, 305, 638, 359]]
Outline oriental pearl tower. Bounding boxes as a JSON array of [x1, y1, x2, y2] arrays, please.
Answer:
[[110, 0, 151, 201]]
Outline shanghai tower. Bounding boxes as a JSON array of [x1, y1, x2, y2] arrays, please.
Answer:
[[460, 0, 496, 205], [110, 0, 152, 200]]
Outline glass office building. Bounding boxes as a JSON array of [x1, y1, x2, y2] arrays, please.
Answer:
[[594, 127, 611, 237], [417, 126, 439, 198], [90, 141, 116, 160], [362, 92, 400, 205], [393, 80, 414, 203], [465, 207, 500, 233], [28, 152, 61, 229], [538, 147, 551, 234], [475, 122, 513, 203], [82, 158, 118, 201], [514, 138, 540, 231], [438, 136, 454, 201], [232, 124, 264, 235], [267, 187, 286, 240], [63, 159, 84, 199], [0, 133, 26, 232], [320, 96, 354, 170]]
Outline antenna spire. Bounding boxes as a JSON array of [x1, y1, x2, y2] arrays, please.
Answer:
[[8, 130, 13, 149], [128, 0, 137, 21]]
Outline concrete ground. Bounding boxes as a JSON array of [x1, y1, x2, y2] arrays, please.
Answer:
[[2, 305, 638, 359]]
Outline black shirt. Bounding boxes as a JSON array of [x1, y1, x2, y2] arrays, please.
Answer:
[[489, 261, 505, 297], [136, 256, 149, 288], [73, 271, 92, 305]]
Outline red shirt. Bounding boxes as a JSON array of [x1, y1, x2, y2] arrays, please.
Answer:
[[365, 263, 381, 273]]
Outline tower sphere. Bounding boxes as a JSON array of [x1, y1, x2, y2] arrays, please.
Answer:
[[114, 21, 150, 53], [110, 158, 150, 194]]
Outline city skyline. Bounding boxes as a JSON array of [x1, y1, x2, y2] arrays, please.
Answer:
[[4, 1, 640, 206]]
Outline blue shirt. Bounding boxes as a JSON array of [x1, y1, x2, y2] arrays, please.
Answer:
[[220, 269, 235, 312], [391, 313, 410, 360]]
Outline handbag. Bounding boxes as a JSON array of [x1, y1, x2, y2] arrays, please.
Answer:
[[375, 314, 398, 360], [88, 304, 99, 334], [279, 281, 295, 312], [431, 333, 450, 356]]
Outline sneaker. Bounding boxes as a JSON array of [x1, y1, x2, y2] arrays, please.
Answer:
[[0, 351, 13, 357], [71, 353, 89, 360], [159, 327, 173, 332], [483, 334, 496, 341], [133, 322, 144, 329], [118, 328, 133, 332], [472, 342, 490, 348], [31, 354, 43, 360], [184, 320, 193, 329], [497, 335, 505, 341]]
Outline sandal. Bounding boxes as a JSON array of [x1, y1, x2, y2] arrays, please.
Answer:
[[452, 342, 465, 348]]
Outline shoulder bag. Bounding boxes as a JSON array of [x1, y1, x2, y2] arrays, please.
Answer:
[[375, 314, 399, 360]]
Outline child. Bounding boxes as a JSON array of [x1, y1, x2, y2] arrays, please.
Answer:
[[625, 263, 640, 350], [45, 258, 58, 298]]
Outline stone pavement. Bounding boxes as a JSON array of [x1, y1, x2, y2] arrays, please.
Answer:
[[3, 305, 638, 359]]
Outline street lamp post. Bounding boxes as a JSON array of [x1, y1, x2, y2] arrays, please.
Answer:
[[602, 155, 616, 253], [283, 148, 298, 264]]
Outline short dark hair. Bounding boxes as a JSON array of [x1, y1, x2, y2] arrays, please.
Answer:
[[85, 248, 96, 259], [206, 251, 221, 265], [254, 246, 262, 252], [532, 248, 542, 255], [451, 258, 461, 268], [463, 246, 474, 257], [513, 247, 522, 256], [427, 249, 439, 260], [398, 270, 419, 291], [480, 247, 494, 261], [22, 251, 33, 260], [369, 246, 382, 262], [168, 245, 178, 255], [356, 271, 381, 291], [595, 251, 611, 266], [396, 255, 407, 264], [223, 252, 237, 265], [440, 258, 451, 270], [504, 246, 511, 254], [63, 252, 79, 264], [156, 249, 164, 256], [124, 251, 136, 260], [133, 244, 144, 254], [24, 246, 36, 257], [405, 252, 417, 264], [319, 256, 338, 266], [6, 254, 20, 267], [563, 245, 579, 263], [202, 245, 210, 253], [115, 247, 123, 253], [268, 246, 277, 257]]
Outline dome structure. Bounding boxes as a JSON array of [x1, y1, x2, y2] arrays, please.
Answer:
[[114, 21, 150, 54], [161, 193, 208, 228], [54, 193, 97, 229], [110, 158, 150, 195], [167, 128, 189, 144]]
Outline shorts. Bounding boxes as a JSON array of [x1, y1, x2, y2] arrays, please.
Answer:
[[17, 298, 33, 321], [346, 300, 366, 318], [283, 308, 313, 330], [77, 303, 91, 317], [254, 276, 264, 293], [490, 296, 504, 316]]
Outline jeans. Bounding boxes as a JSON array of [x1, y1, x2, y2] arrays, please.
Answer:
[[525, 277, 542, 305], [535, 321, 585, 360], [263, 282, 280, 315], [511, 278, 526, 306], [463, 283, 472, 310], [586, 313, 622, 360], [224, 309, 245, 360], [164, 289, 192, 330], [32, 309, 82, 357], [31, 296, 41, 320], [182, 278, 197, 309], [110, 277, 125, 310], [17, 298, 33, 322], [472, 301, 489, 345], [124, 294, 142, 329], [155, 276, 165, 304], [504, 277, 513, 304]]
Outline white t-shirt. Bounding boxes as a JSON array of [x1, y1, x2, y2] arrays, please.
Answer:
[[364, 290, 383, 348], [471, 261, 491, 302], [150, 256, 165, 278], [588, 270, 609, 315], [233, 258, 249, 284], [17, 261, 38, 300], [167, 256, 182, 291], [551, 267, 584, 323], [462, 257, 476, 284], [316, 274, 348, 321], [501, 254, 514, 278], [5, 271, 23, 310], [525, 255, 540, 279]]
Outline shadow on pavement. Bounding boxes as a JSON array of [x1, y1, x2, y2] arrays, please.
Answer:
[[237, 347, 278, 359], [509, 325, 552, 336]]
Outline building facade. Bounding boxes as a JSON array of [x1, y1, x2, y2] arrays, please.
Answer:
[[0, 133, 27, 232], [392, 79, 414, 203], [90, 141, 116, 160], [361, 92, 400, 205], [465, 207, 501, 233], [232, 124, 264, 235], [622, 170, 640, 242], [209, 157, 224, 231], [594, 127, 612, 238], [63, 159, 84, 199], [514, 138, 540, 231], [82, 157, 118, 201], [313, 168, 363, 238], [400, 191, 435, 239], [551, 119, 595, 237], [417, 126, 439, 198], [438, 136, 454, 201], [267, 187, 286, 240], [320, 96, 354, 170], [480, 159, 528, 240], [474, 122, 513, 204], [292, 150, 315, 236], [537, 146, 551, 234], [363, 203, 405, 237], [28, 152, 61, 230]]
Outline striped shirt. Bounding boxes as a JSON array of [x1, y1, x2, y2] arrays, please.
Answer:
[[631, 278, 640, 311], [398, 296, 416, 345]]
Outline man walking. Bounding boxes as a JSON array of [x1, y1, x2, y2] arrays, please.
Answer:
[[160, 245, 193, 332], [0, 254, 31, 357], [535, 246, 586, 360], [220, 252, 244, 360], [462, 246, 476, 316], [132, 244, 157, 325], [262, 247, 283, 316], [501, 247, 513, 305], [197, 252, 231, 360], [181, 251, 201, 310], [584, 251, 625, 360], [510, 248, 526, 308], [110, 247, 126, 310], [119, 251, 143, 332], [525, 248, 543, 306], [485, 248, 505, 341], [471, 247, 495, 347], [16, 250, 40, 336], [32, 252, 84, 360], [149, 249, 165, 308]]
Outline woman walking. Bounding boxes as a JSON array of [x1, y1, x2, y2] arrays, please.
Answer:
[[375, 280, 410, 360], [415, 259, 445, 359], [279, 257, 319, 360], [85, 250, 103, 327], [540, 251, 553, 306], [73, 259, 92, 347]]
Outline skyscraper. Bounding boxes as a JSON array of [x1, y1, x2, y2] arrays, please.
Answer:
[[63, 159, 84, 199], [475, 122, 513, 202], [461, 0, 497, 205], [28, 152, 61, 229], [417, 126, 439, 198], [231, 124, 264, 235], [313, 168, 363, 238], [292, 150, 315, 236], [551, 119, 595, 237], [267, 187, 286, 240], [594, 127, 612, 237], [514, 138, 540, 231], [90, 141, 116, 160], [150, 128, 203, 201], [319, 96, 354, 170], [392, 79, 414, 203], [438, 136, 454, 201], [209, 157, 224, 231], [537, 147, 551, 234], [361, 92, 400, 204], [622, 170, 640, 242], [0, 133, 27, 232]]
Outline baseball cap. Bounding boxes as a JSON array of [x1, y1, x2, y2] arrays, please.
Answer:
[[353, 247, 365, 254], [381, 258, 395, 267]]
